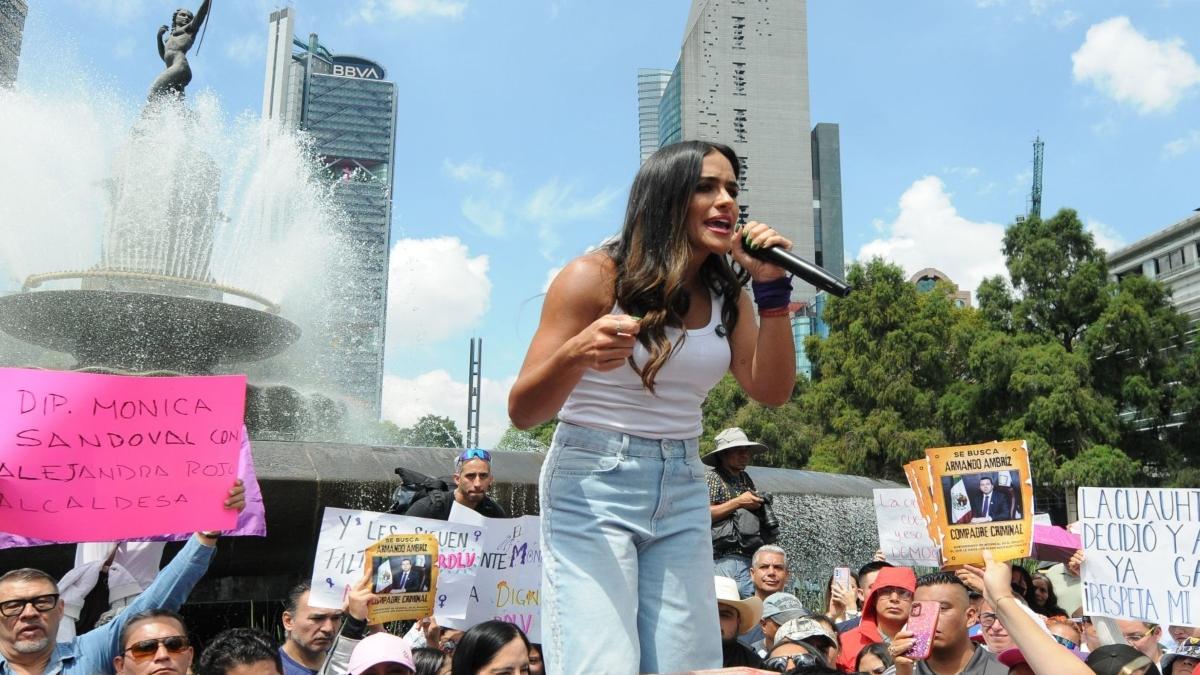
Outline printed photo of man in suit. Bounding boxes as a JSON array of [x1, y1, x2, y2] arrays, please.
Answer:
[[972, 475, 1013, 522]]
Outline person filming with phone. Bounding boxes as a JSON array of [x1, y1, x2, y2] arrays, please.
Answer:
[[889, 572, 1005, 675]]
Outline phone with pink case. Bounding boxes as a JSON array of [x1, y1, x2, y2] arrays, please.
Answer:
[[902, 601, 940, 660], [833, 566, 852, 591]]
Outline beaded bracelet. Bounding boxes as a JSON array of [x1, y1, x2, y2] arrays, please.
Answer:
[[751, 276, 793, 309]]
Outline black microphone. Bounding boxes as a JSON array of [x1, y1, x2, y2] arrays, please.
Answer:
[[745, 245, 852, 297]]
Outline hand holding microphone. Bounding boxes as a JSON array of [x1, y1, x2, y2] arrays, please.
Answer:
[[734, 221, 852, 297]]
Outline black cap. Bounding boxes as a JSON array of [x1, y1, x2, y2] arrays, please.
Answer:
[[1086, 645, 1161, 675]]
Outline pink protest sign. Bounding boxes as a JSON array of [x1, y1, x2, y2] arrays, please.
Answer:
[[0, 368, 246, 543]]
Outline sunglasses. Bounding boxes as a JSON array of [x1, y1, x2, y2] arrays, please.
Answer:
[[456, 448, 491, 465], [0, 593, 59, 617], [764, 652, 820, 673], [123, 636, 191, 661]]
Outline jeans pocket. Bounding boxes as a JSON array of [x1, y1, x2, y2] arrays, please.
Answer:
[[551, 443, 622, 476], [685, 456, 707, 481]]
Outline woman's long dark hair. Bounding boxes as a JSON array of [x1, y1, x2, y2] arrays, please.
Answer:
[[604, 140, 748, 392], [451, 620, 531, 675]]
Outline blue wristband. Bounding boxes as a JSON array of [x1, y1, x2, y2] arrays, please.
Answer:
[[751, 276, 793, 309]]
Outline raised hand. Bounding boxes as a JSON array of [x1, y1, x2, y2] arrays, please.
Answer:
[[569, 314, 640, 372]]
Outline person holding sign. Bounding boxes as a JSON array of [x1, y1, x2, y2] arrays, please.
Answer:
[[886, 573, 1004, 675], [508, 141, 797, 674], [0, 480, 245, 675]]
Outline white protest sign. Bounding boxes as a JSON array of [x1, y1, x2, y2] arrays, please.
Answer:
[[447, 505, 542, 642], [310, 507, 484, 618], [1079, 487, 1200, 627], [873, 488, 940, 567]]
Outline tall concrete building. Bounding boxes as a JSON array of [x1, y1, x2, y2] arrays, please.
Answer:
[[811, 122, 843, 280], [1108, 211, 1200, 320], [261, 8, 396, 417], [637, 68, 673, 163], [655, 0, 822, 299], [0, 0, 28, 88]]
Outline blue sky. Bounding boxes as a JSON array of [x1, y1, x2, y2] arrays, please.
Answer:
[[11, 0, 1200, 444]]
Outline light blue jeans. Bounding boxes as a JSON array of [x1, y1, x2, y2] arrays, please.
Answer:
[[539, 421, 723, 675], [714, 553, 754, 599]]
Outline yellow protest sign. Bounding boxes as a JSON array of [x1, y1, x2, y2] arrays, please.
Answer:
[[925, 440, 1033, 566], [364, 533, 439, 623]]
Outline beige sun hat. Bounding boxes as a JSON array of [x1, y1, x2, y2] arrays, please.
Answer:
[[702, 427, 769, 467], [714, 576, 763, 634]]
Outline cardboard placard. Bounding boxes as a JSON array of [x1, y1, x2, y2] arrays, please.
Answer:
[[1078, 487, 1199, 627], [873, 488, 941, 567], [310, 507, 483, 617], [365, 534, 439, 623], [1, 368, 245, 542], [924, 440, 1033, 565]]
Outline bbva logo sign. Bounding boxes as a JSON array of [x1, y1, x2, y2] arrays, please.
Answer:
[[331, 57, 385, 81]]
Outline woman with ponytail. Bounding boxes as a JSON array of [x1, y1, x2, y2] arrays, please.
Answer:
[[509, 140, 797, 674]]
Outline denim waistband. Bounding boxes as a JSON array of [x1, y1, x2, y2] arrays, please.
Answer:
[[555, 421, 699, 459]]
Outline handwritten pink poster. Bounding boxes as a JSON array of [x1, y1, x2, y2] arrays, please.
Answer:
[[1, 368, 246, 543]]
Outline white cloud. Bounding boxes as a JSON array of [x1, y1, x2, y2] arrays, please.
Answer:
[[353, 0, 467, 22], [1051, 10, 1080, 30], [1090, 116, 1119, 137], [443, 158, 509, 190], [857, 176, 1008, 294], [1071, 16, 1200, 114], [524, 179, 620, 258], [1085, 218, 1125, 253], [386, 236, 491, 348], [381, 370, 517, 447], [945, 166, 981, 178], [461, 195, 508, 237], [224, 33, 261, 66], [444, 158, 510, 236], [1162, 130, 1200, 158]]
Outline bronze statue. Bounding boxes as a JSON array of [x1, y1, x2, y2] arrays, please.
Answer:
[[148, 0, 212, 100]]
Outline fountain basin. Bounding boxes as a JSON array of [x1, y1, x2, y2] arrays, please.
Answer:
[[0, 289, 300, 373]]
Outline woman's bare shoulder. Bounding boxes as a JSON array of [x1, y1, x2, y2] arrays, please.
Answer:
[[549, 251, 616, 306]]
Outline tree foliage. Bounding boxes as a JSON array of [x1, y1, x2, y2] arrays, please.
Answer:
[[695, 207, 1196, 486], [376, 414, 464, 448]]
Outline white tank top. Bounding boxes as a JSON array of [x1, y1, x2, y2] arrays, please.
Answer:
[[559, 291, 731, 439]]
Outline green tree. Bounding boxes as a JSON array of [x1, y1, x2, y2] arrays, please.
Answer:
[[399, 415, 464, 448], [494, 419, 556, 452], [799, 259, 975, 480], [1001, 209, 1110, 352]]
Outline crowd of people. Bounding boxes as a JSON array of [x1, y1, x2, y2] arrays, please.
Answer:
[[5, 434, 1197, 675]]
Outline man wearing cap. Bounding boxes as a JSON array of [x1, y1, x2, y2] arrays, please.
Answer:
[[714, 577, 764, 669], [772, 616, 840, 667], [404, 449, 508, 520], [345, 633, 414, 675], [750, 592, 807, 658], [1163, 638, 1200, 675], [706, 427, 774, 599]]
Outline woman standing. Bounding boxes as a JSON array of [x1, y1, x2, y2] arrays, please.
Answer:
[[509, 140, 796, 674]]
